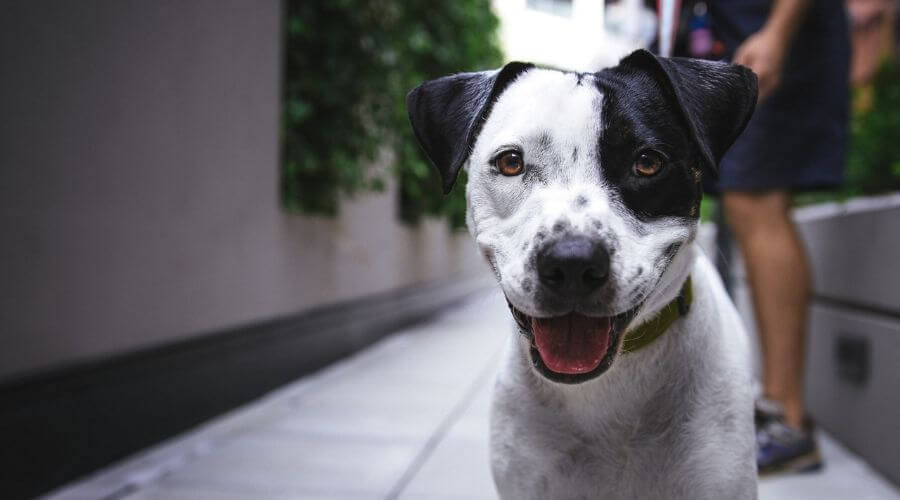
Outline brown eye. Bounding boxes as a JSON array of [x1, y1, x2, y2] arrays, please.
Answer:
[[633, 151, 664, 177], [496, 151, 525, 176]]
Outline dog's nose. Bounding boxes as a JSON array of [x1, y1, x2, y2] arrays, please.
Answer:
[[537, 236, 610, 296]]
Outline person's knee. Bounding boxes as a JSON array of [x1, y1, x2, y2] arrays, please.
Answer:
[[722, 191, 792, 237]]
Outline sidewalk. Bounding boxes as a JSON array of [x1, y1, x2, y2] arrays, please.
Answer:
[[45, 291, 900, 500]]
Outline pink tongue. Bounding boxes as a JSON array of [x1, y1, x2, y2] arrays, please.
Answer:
[[532, 314, 612, 375]]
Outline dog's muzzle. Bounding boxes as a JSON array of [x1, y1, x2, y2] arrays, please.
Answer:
[[507, 300, 641, 385], [504, 235, 640, 384]]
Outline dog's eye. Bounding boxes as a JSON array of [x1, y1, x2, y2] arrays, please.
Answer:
[[496, 151, 525, 176], [633, 151, 665, 177]]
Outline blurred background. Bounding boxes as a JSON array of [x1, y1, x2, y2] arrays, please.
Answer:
[[1, 0, 898, 499]]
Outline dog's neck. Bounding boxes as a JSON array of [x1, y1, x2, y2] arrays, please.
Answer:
[[627, 241, 696, 331], [621, 276, 691, 353]]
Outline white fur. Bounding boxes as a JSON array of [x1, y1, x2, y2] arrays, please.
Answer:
[[462, 69, 757, 499]]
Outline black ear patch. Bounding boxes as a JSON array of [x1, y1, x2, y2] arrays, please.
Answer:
[[406, 62, 534, 194], [615, 49, 758, 177]]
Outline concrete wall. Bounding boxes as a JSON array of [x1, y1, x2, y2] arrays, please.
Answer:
[[0, 0, 486, 382]]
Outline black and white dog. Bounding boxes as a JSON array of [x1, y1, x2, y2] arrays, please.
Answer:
[[407, 50, 759, 499]]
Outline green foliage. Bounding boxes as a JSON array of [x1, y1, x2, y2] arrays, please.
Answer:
[[845, 61, 900, 195], [699, 197, 717, 222], [282, 0, 503, 224]]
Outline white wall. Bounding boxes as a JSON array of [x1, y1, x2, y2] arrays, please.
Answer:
[[0, 0, 486, 381]]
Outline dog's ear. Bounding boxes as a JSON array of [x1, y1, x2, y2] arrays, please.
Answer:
[[616, 49, 758, 178], [406, 62, 534, 194]]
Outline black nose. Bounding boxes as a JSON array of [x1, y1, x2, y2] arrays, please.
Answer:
[[536, 236, 610, 296]]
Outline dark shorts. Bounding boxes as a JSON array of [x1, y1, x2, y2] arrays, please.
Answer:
[[706, 0, 851, 193]]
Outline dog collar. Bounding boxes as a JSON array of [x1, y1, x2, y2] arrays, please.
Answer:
[[621, 276, 692, 354]]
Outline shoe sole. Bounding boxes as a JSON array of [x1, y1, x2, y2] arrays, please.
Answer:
[[759, 449, 824, 478]]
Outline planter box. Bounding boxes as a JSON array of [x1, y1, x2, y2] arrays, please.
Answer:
[[797, 193, 900, 315]]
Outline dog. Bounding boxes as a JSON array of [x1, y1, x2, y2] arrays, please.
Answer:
[[407, 49, 759, 499]]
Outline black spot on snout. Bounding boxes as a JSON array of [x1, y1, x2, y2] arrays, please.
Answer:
[[552, 220, 569, 233], [522, 277, 533, 293], [604, 231, 619, 255], [574, 195, 588, 208]]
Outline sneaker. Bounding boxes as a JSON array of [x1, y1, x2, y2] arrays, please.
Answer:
[[755, 398, 824, 477], [754, 397, 783, 428]]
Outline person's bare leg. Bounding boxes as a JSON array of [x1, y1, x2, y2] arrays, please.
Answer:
[[723, 190, 810, 430]]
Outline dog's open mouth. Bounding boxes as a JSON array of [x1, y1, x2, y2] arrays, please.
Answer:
[[508, 303, 640, 384]]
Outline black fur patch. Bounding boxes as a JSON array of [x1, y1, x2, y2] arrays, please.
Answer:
[[595, 50, 757, 219], [596, 74, 701, 219]]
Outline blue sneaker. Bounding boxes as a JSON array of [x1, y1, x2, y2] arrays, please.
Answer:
[[755, 399, 823, 477]]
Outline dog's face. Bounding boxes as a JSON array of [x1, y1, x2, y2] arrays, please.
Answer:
[[408, 50, 756, 384]]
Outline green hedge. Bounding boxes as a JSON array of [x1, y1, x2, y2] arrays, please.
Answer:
[[845, 61, 900, 195], [282, 0, 503, 226]]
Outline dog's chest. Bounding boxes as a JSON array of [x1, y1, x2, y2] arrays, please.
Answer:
[[491, 377, 699, 499]]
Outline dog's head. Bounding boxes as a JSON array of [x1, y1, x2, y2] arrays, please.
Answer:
[[407, 50, 757, 384]]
